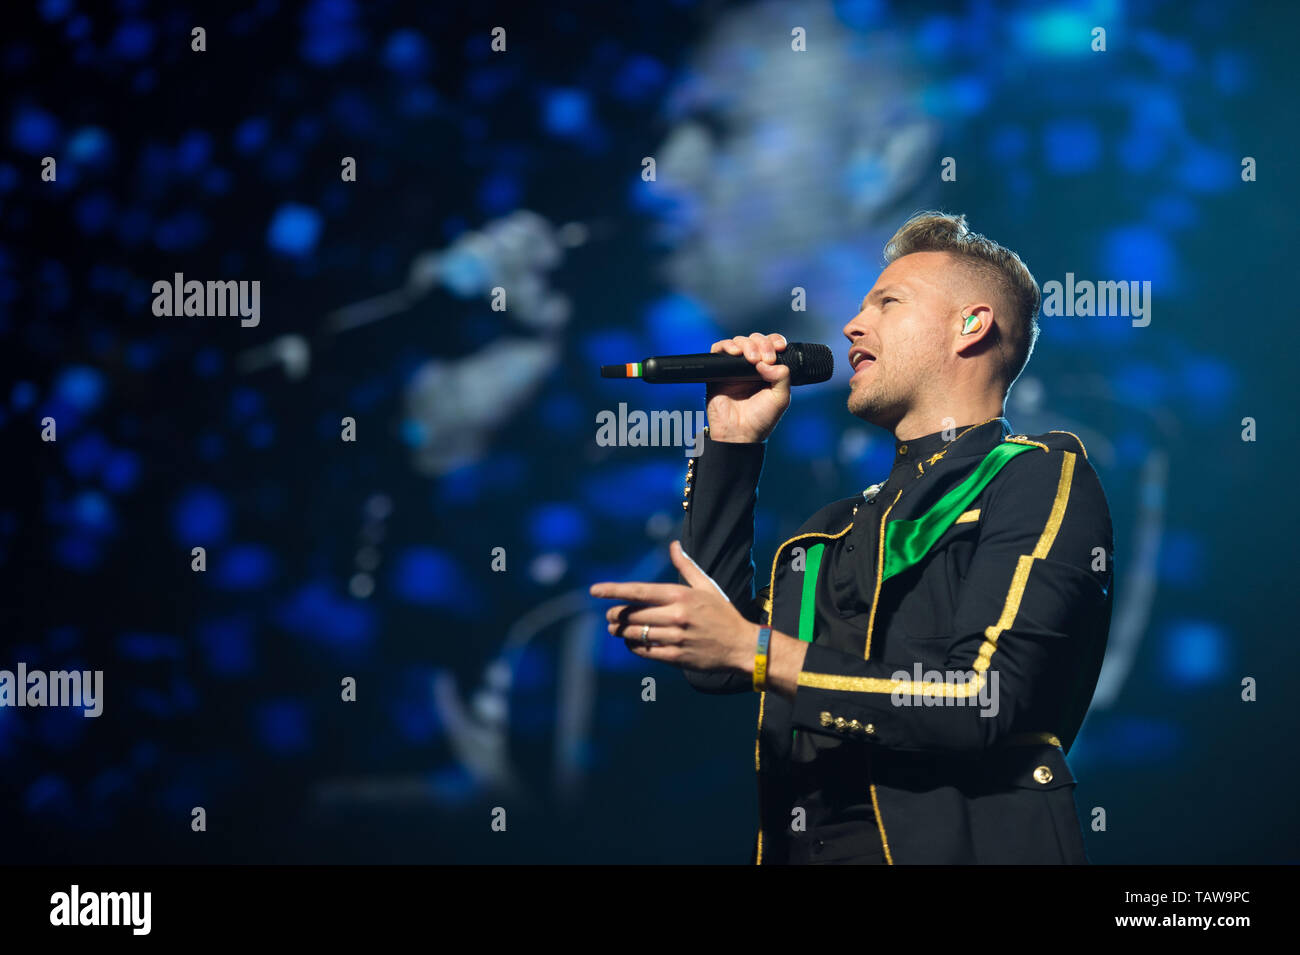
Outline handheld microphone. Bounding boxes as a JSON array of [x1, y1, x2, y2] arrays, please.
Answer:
[[601, 343, 834, 386]]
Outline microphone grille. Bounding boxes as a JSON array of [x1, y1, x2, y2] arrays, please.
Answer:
[[787, 343, 835, 385]]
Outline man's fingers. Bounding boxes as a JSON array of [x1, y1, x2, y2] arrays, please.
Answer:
[[589, 581, 682, 604], [605, 603, 683, 627]]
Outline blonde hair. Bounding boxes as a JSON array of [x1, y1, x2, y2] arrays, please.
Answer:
[[884, 211, 1041, 392]]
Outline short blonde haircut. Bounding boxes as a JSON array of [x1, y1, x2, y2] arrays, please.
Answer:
[[884, 211, 1041, 392]]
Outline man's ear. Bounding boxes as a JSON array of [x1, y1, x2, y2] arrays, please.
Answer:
[[955, 304, 995, 355]]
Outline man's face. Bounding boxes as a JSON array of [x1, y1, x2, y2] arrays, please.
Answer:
[[843, 251, 960, 427]]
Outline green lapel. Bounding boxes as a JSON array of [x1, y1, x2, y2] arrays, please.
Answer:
[[881, 441, 1036, 582]]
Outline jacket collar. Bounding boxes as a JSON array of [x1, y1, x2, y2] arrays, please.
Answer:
[[890, 416, 1012, 474]]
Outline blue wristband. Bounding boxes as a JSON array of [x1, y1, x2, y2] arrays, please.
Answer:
[[753, 626, 773, 692]]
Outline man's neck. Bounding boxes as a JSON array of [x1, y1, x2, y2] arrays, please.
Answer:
[[890, 398, 1006, 442]]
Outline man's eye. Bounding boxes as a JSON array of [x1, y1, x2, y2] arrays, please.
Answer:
[[881, 297, 897, 305]]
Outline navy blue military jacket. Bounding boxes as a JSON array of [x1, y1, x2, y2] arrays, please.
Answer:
[[679, 417, 1113, 864]]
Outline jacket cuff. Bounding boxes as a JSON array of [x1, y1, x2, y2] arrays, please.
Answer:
[[790, 643, 895, 745], [682, 429, 766, 513]]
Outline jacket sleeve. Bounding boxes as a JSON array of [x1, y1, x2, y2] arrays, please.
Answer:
[[788, 443, 1113, 751], [678, 428, 767, 694]]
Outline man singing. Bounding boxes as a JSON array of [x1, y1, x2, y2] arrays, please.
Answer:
[[589, 211, 1114, 864]]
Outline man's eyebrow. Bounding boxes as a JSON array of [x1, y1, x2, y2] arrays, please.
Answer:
[[862, 285, 907, 309]]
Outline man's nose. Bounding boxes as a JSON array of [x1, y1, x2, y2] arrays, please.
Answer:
[[843, 312, 868, 341]]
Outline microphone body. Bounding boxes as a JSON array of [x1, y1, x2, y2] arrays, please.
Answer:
[[602, 343, 834, 386]]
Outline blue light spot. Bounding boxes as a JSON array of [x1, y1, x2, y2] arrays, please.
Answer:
[[1100, 226, 1174, 288], [1043, 118, 1101, 175], [234, 116, 270, 154], [71, 491, 113, 533], [383, 28, 431, 74], [1177, 144, 1233, 193], [300, 0, 361, 66], [275, 580, 377, 649], [613, 54, 667, 101], [1179, 355, 1234, 409], [478, 171, 520, 215], [581, 463, 680, 518], [916, 15, 959, 57], [39, 0, 73, 21], [174, 129, 212, 174], [584, 329, 643, 370], [390, 548, 478, 610], [833, 0, 886, 29], [54, 366, 104, 412], [1162, 621, 1227, 685], [173, 486, 230, 544], [102, 450, 141, 492], [438, 246, 490, 296], [1012, 10, 1094, 57], [543, 89, 591, 136], [267, 203, 322, 257], [67, 126, 111, 165], [400, 417, 426, 447], [110, 19, 154, 60], [528, 503, 588, 551], [643, 294, 718, 356], [213, 543, 275, 590], [11, 105, 60, 154]]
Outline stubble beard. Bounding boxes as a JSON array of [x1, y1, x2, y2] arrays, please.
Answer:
[[847, 371, 903, 428]]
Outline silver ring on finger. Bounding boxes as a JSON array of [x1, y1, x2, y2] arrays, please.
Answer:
[[640, 624, 651, 647]]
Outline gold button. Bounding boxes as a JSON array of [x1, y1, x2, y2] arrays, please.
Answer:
[[864, 723, 876, 735], [834, 717, 848, 731], [819, 711, 833, 727], [1033, 765, 1053, 785], [848, 720, 863, 734], [898, 444, 908, 454]]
